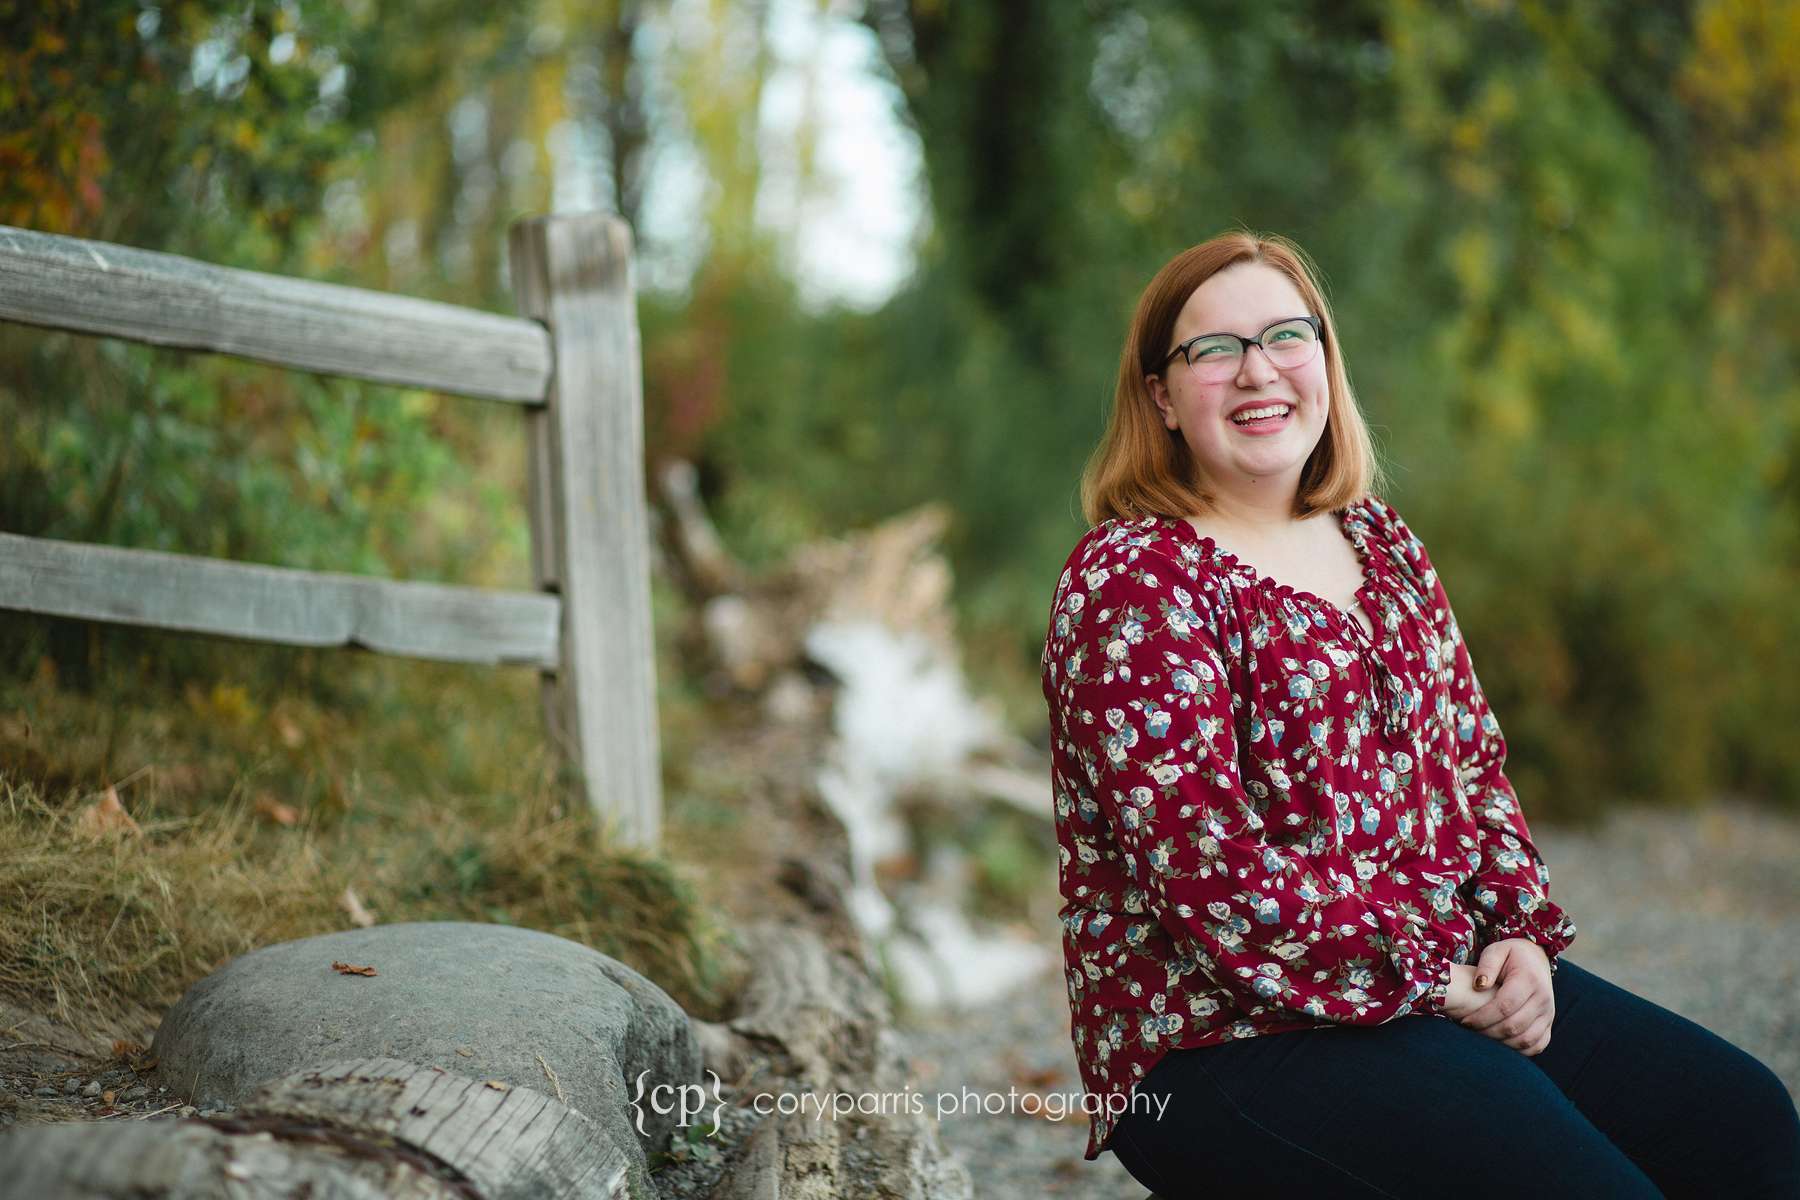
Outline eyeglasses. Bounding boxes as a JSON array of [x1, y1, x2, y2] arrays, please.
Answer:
[[1160, 315, 1323, 381]]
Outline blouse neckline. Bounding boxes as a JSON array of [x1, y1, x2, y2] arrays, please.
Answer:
[[1151, 497, 1384, 642]]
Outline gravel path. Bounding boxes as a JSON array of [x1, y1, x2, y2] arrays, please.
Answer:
[[895, 797, 1800, 1198]]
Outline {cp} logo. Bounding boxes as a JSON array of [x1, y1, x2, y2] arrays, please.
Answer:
[[630, 1067, 725, 1137]]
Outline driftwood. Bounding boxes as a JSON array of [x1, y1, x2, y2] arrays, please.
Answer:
[[698, 920, 972, 1200], [726, 920, 885, 1089], [654, 466, 1050, 819], [0, 1058, 630, 1200], [654, 459, 964, 695], [657, 459, 746, 598], [645, 461, 1048, 1195]]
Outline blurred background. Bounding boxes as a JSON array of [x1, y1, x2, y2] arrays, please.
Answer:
[[8, 0, 1800, 812], [2, 0, 1797, 1186]]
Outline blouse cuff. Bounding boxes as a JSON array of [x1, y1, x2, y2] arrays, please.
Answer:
[[1385, 916, 1453, 1017], [1477, 892, 1578, 973], [1414, 956, 1453, 1016]]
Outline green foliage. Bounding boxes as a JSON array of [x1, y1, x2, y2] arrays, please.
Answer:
[[0, 0, 555, 688], [649, 1118, 722, 1170]]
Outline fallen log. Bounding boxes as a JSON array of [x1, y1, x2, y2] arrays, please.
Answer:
[[0, 1057, 632, 1200]]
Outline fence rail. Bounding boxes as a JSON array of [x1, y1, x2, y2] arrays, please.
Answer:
[[0, 215, 662, 850], [0, 224, 552, 403], [0, 532, 561, 668]]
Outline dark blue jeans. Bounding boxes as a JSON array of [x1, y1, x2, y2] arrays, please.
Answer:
[[1108, 958, 1800, 1198]]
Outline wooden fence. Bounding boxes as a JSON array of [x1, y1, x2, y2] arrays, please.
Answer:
[[0, 214, 663, 850]]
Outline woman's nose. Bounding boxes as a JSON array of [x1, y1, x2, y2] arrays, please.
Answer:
[[1236, 343, 1280, 384]]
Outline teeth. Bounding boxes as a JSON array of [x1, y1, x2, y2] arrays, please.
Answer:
[[1232, 405, 1291, 424]]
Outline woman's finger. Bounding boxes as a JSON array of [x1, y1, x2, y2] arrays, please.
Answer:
[[1519, 1017, 1554, 1056], [1504, 1006, 1553, 1051], [1467, 989, 1533, 1037], [1459, 984, 1529, 1032], [1489, 996, 1550, 1046]]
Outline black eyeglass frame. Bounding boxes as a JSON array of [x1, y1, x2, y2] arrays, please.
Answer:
[[1159, 314, 1325, 372]]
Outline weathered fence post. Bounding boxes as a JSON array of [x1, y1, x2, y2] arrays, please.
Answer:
[[508, 213, 661, 851]]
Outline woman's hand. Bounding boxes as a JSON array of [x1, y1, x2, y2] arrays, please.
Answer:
[[1453, 938, 1556, 1056], [1442, 963, 1487, 1020]]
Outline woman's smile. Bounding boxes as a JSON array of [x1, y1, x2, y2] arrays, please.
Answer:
[[1228, 402, 1295, 434]]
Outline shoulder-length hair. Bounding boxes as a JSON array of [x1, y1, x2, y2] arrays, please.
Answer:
[[1079, 229, 1386, 526]]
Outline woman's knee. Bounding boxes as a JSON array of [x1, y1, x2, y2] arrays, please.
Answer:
[[1546, 963, 1800, 1194], [1728, 1055, 1800, 1193]]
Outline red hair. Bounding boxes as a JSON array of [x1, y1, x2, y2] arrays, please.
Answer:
[[1080, 228, 1386, 525]]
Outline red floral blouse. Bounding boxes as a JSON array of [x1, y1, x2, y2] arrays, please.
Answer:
[[1040, 493, 1578, 1162]]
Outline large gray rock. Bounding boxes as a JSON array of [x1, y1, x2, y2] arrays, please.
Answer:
[[151, 922, 700, 1200]]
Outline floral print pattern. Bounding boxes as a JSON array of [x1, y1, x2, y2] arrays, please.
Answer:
[[1040, 493, 1577, 1162]]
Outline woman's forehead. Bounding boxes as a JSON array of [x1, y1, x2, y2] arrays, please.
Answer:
[[1177, 263, 1307, 336]]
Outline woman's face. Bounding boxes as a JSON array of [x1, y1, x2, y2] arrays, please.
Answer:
[[1145, 262, 1331, 496]]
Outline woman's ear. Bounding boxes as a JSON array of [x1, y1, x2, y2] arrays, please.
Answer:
[[1144, 373, 1177, 431]]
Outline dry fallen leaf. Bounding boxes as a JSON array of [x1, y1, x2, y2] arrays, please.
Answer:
[[331, 960, 378, 977], [1011, 1065, 1064, 1090], [103, 1040, 157, 1077], [339, 886, 376, 928], [254, 793, 300, 826], [274, 713, 305, 749], [484, 1080, 510, 1092], [76, 787, 141, 840], [100, 1089, 116, 1105], [456, 1047, 474, 1057]]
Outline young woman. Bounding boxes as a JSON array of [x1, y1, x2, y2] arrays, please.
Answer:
[[1040, 230, 1800, 1197]]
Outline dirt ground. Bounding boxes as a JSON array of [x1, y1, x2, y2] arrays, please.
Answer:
[[0, 995, 191, 1127]]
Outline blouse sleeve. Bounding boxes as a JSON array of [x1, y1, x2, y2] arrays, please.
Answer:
[[1050, 547, 1452, 1023], [1379, 504, 1579, 970]]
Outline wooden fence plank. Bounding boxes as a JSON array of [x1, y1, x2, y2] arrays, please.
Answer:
[[0, 223, 552, 403], [0, 532, 560, 669], [509, 213, 662, 850]]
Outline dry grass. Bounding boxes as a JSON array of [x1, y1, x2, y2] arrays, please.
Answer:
[[0, 640, 748, 1039], [0, 772, 744, 1034]]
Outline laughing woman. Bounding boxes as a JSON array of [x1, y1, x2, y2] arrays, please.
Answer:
[[1040, 230, 1800, 1198]]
